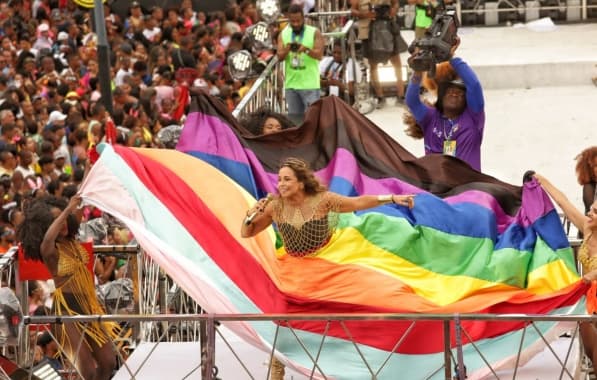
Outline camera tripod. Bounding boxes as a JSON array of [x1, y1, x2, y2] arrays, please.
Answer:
[[348, 29, 376, 115]]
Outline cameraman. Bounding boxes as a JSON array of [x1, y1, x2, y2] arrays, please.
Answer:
[[351, 0, 406, 108], [405, 38, 485, 171], [277, 4, 324, 122]]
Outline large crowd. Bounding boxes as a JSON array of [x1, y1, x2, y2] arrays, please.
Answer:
[[0, 0, 287, 373], [0, 0, 288, 248]]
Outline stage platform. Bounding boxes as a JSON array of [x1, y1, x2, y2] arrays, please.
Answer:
[[113, 328, 581, 379]]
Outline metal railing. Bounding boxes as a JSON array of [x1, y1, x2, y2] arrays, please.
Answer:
[[231, 56, 284, 120], [1, 213, 588, 378], [19, 312, 591, 380], [232, 11, 358, 121]]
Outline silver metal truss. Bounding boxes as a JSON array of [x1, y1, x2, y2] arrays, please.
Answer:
[[17, 312, 595, 380]]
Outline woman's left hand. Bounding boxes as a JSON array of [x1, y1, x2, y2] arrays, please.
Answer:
[[67, 195, 82, 211], [392, 195, 415, 208]]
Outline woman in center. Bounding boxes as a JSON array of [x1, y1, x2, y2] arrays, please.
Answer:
[[241, 157, 414, 256]]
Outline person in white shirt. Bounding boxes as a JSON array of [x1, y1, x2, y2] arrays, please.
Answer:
[[33, 23, 53, 52], [319, 41, 362, 104], [15, 150, 36, 179], [142, 17, 161, 43]]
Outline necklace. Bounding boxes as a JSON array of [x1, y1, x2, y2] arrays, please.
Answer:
[[442, 117, 459, 141]]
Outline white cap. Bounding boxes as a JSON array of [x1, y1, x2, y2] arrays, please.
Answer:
[[48, 110, 67, 124], [57, 31, 69, 41], [53, 150, 66, 160], [38, 23, 50, 32]]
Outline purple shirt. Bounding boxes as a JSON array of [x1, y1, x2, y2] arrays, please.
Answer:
[[421, 107, 485, 171]]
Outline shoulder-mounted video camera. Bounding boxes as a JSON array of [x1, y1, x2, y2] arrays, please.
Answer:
[[407, 4, 459, 77]]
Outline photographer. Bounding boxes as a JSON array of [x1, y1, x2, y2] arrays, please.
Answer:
[[405, 37, 485, 171], [351, 0, 406, 108], [319, 40, 361, 104], [276, 4, 324, 122]]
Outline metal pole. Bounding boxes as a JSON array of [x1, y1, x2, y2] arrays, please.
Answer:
[[204, 316, 216, 380], [158, 268, 168, 338], [444, 320, 452, 380], [454, 314, 466, 380], [92, 0, 113, 114]]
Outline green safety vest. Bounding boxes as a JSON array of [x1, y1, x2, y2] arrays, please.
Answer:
[[281, 24, 320, 90], [415, 2, 434, 29]]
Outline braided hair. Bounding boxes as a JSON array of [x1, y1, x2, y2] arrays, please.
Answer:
[[280, 157, 327, 196]]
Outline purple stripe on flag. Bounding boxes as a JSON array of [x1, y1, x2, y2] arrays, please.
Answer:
[[177, 111, 251, 165]]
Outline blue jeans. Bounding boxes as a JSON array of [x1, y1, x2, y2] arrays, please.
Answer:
[[285, 89, 320, 119]]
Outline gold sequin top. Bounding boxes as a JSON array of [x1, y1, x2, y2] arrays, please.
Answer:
[[272, 192, 341, 257], [56, 240, 90, 278], [578, 235, 597, 272]]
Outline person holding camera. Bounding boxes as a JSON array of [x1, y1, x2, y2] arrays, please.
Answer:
[[405, 37, 485, 171], [277, 4, 324, 122], [351, 0, 406, 108], [319, 40, 361, 104]]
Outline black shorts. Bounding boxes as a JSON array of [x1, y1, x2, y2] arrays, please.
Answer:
[[52, 292, 88, 315], [363, 20, 405, 63]]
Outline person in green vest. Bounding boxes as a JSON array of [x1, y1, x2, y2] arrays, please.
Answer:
[[410, 0, 437, 40], [276, 4, 324, 121]]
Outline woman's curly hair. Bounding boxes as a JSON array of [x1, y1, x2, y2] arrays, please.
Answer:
[[280, 157, 327, 196], [239, 107, 295, 135], [17, 196, 78, 262], [575, 146, 597, 185]]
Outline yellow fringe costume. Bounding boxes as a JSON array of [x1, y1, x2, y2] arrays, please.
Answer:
[[53, 240, 120, 350]]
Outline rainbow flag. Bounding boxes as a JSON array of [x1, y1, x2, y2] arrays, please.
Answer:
[[79, 95, 586, 379]]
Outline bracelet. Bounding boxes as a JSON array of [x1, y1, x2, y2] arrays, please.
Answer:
[[305, 48, 311, 55], [377, 195, 394, 204]]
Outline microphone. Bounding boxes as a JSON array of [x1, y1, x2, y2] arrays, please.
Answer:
[[244, 194, 273, 225]]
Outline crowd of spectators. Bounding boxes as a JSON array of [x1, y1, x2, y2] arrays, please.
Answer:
[[0, 0, 288, 246], [0, 0, 298, 369]]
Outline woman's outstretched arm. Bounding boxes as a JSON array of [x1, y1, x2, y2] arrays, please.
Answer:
[[333, 192, 415, 213], [534, 174, 587, 233]]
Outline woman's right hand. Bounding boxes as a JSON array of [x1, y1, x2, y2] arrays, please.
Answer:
[[247, 196, 271, 217]]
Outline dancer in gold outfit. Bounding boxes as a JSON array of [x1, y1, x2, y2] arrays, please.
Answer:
[[18, 195, 118, 380]]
